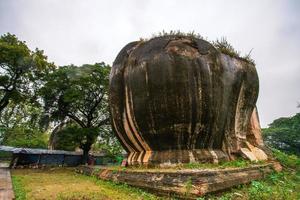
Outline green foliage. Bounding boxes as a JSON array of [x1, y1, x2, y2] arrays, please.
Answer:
[[248, 181, 272, 200], [40, 63, 110, 126], [12, 176, 26, 200], [272, 148, 300, 170], [204, 149, 300, 200], [219, 159, 251, 168], [0, 33, 122, 158], [40, 63, 122, 161], [55, 123, 99, 151], [263, 113, 300, 156], [40, 63, 110, 127], [53, 122, 123, 157], [92, 126, 124, 156], [0, 101, 44, 131], [246, 170, 300, 200], [0, 33, 55, 113], [0, 101, 47, 149], [108, 159, 257, 172], [0, 33, 54, 149], [1, 126, 48, 148], [0, 150, 12, 161]]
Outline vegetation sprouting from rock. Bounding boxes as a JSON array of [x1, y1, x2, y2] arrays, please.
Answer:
[[144, 30, 255, 64]]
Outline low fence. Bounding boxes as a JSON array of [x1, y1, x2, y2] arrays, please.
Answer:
[[0, 146, 123, 167], [13, 153, 82, 167]]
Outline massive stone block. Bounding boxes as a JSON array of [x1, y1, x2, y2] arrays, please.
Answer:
[[77, 162, 281, 198], [109, 35, 267, 166]]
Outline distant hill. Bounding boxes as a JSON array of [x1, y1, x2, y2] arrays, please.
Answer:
[[262, 113, 300, 156]]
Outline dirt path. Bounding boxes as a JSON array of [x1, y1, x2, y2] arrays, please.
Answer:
[[0, 163, 15, 200]]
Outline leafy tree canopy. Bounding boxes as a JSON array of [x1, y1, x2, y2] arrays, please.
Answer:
[[263, 113, 300, 156], [53, 123, 98, 152], [0, 33, 55, 113], [40, 63, 115, 162], [0, 33, 54, 149], [40, 63, 110, 127], [1, 126, 48, 148], [0, 33, 122, 160], [52, 121, 123, 156]]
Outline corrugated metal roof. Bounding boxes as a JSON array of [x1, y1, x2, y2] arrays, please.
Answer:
[[0, 145, 82, 155]]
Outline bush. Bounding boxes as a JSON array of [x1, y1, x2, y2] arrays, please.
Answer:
[[272, 148, 300, 170], [205, 149, 300, 200], [1, 126, 48, 148]]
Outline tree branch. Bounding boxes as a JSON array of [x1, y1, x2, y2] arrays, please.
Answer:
[[97, 117, 110, 127], [67, 113, 86, 128]]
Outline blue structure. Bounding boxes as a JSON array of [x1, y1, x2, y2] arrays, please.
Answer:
[[0, 146, 82, 167], [0, 146, 124, 167]]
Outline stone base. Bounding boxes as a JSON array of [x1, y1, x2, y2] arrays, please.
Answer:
[[77, 162, 281, 199], [127, 149, 230, 166]]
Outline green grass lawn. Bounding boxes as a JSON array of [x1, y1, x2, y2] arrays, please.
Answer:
[[11, 150, 300, 200], [11, 168, 162, 200]]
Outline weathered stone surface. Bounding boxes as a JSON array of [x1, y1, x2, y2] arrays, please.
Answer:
[[245, 141, 268, 161], [247, 107, 265, 147], [77, 162, 281, 199], [240, 148, 258, 161], [109, 35, 267, 165]]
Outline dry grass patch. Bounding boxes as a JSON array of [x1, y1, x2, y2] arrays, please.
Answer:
[[12, 168, 161, 200]]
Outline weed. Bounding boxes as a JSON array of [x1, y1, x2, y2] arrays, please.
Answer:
[[212, 37, 240, 57], [11, 176, 26, 200], [151, 30, 205, 41], [249, 181, 272, 200], [272, 148, 300, 170], [145, 31, 256, 65], [184, 177, 193, 195]]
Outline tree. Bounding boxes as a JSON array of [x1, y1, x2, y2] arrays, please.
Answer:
[[262, 113, 300, 156], [0, 33, 54, 149], [51, 123, 99, 152], [0, 33, 55, 113], [0, 100, 43, 130], [40, 63, 111, 163], [49, 120, 123, 156], [93, 126, 123, 156], [1, 125, 48, 148], [0, 100, 45, 145]]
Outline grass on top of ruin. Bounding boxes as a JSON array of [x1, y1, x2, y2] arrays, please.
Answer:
[[102, 158, 266, 172]]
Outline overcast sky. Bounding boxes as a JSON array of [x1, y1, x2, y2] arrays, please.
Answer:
[[0, 0, 299, 127]]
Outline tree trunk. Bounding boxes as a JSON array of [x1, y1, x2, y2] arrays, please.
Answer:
[[0, 94, 10, 113], [81, 144, 91, 164]]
